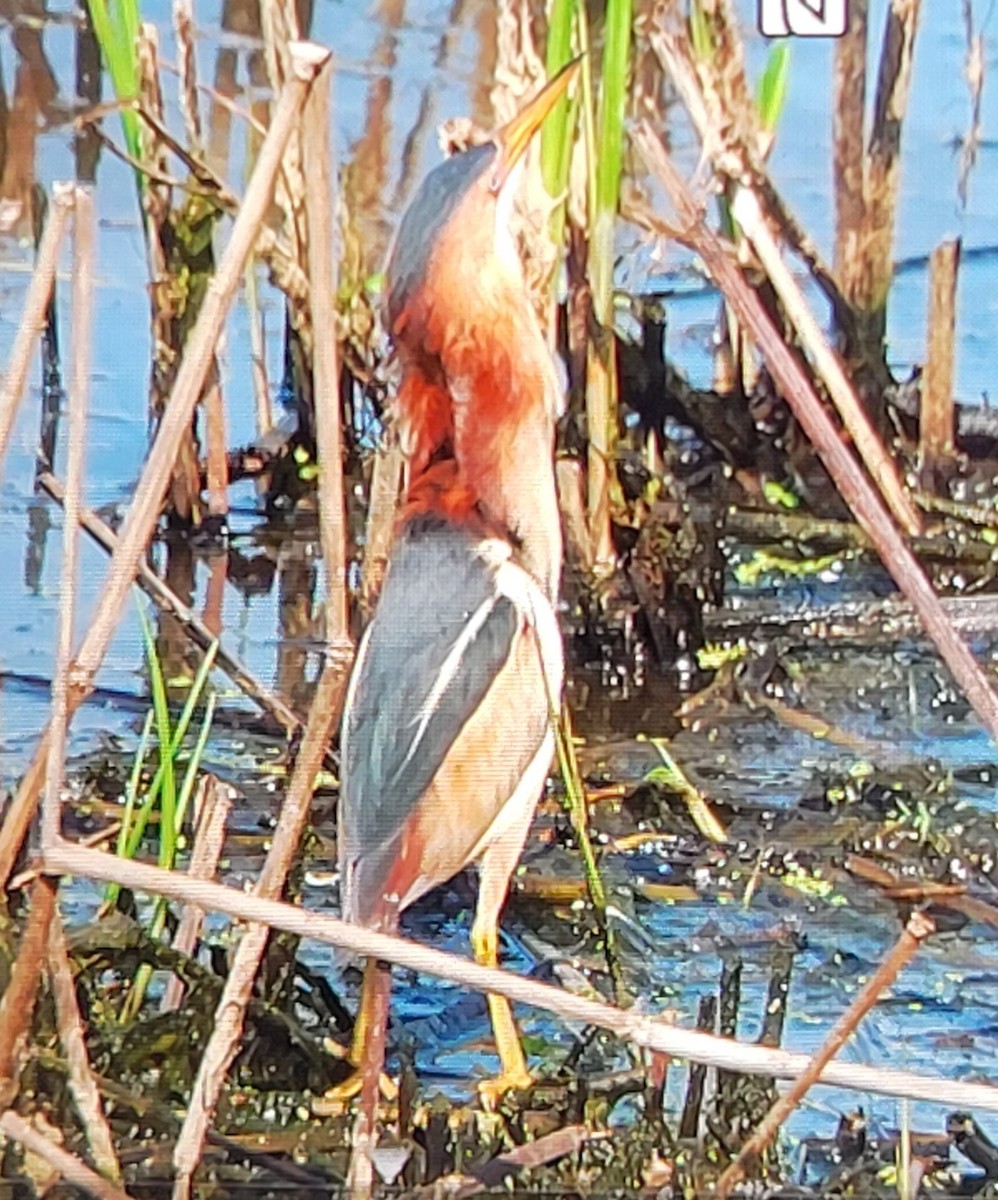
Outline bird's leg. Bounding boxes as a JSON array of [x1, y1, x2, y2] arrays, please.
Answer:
[[346, 957, 393, 1196], [323, 956, 398, 1103], [471, 834, 533, 1107]]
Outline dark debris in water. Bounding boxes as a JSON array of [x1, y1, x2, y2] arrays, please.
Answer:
[[4, 730, 993, 1197]]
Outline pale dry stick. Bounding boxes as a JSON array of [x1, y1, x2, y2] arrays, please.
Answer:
[[170, 661, 343, 1197], [730, 187, 921, 537], [715, 911, 935, 1198], [0, 1110, 134, 1200], [920, 238, 960, 480], [0, 185, 73, 480], [360, 441, 404, 611], [47, 918, 121, 1182], [40, 843, 998, 1116], [41, 187, 94, 850], [636, 125, 998, 744], [304, 54, 352, 660], [160, 775, 235, 1013], [0, 878, 58, 1106], [0, 44, 331, 893], [37, 472, 303, 738]]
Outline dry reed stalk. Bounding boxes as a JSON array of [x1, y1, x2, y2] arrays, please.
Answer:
[[178, 8, 229, 521], [37, 471, 301, 735], [0, 47, 329, 894], [160, 775, 234, 1013], [39, 843, 998, 1115], [716, 911, 935, 1196], [173, 0, 203, 154], [244, 267, 273, 445], [261, 0, 311, 356], [635, 125, 998, 743], [0, 878, 58, 1106], [304, 54, 352, 665], [47, 918, 121, 1182], [0, 184, 72, 481], [203, 363, 229, 518], [920, 238, 960, 483], [730, 188, 921, 536], [856, 0, 922, 338], [833, 0, 868, 293], [170, 660, 343, 1195], [360, 441, 404, 612], [0, 1110, 134, 1200], [41, 187, 94, 850], [139, 24, 201, 526], [958, 4, 985, 209], [556, 458, 594, 572]]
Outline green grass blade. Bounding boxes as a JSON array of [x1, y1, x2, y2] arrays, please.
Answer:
[[138, 606, 176, 872], [541, 0, 576, 200], [591, 0, 632, 320], [757, 42, 790, 133], [121, 636, 219, 862], [104, 707, 155, 910], [86, 0, 143, 169], [688, 0, 713, 64], [174, 691, 217, 840]]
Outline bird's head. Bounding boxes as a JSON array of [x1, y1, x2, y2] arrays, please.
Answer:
[[386, 61, 580, 333]]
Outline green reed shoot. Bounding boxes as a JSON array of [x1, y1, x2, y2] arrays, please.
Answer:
[[757, 42, 790, 134], [86, 0, 144, 197], [104, 607, 218, 911], [541, 0, 579, 245], [551, 704, 628, 1007], [114, 607, 218, 1019], [590, 0, 631, 325]]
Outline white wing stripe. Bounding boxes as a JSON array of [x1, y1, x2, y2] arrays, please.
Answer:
[[392, 591, 500, 781]]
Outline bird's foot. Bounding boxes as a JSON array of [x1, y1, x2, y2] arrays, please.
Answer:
[[312, 1071, 364, 1115], [313, 1053, 398, 1116], [477, 1066, 533, 1111]]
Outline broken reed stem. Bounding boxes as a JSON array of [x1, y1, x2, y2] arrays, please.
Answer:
[[42, 187, 94, 850], [36, 471, 303, 737], [0, 44, 330, 894], [47, 918, 121, 1182], [170, 660, 343, 1192], [833, 0, 868, 297], [635, 124, 998, 745], [0, 184, 73, 482], [729, 187, 921, 537], [39, 843, 998, 1115], [0, 1109, 134, 1200], [920, 237, 960, 481], [0, 878, 58, 1106], [716, 911, 935, 1197], [160, 775, 234, 1013]]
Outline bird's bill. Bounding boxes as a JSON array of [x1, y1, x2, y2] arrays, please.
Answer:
[[491, 57, 582, 192]]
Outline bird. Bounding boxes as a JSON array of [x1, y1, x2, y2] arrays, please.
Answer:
[[335, 61, 579, 1145]]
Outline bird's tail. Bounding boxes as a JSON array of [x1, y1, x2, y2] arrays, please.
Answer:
[[347, 956, 392, 1195]]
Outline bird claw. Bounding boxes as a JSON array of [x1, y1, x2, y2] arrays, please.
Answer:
[[477, 1068, 533, 1111]]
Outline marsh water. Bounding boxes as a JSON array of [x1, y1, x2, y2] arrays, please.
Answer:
[[3, 0, 998, 1179]]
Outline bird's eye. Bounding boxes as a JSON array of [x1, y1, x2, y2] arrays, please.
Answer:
[[488, 170, 503, 195]]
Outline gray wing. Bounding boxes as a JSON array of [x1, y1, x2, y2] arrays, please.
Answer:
[[339, 524, 518, 891]]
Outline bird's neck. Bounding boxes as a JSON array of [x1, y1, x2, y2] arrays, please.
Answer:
[[394, 278, 563, 599]]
